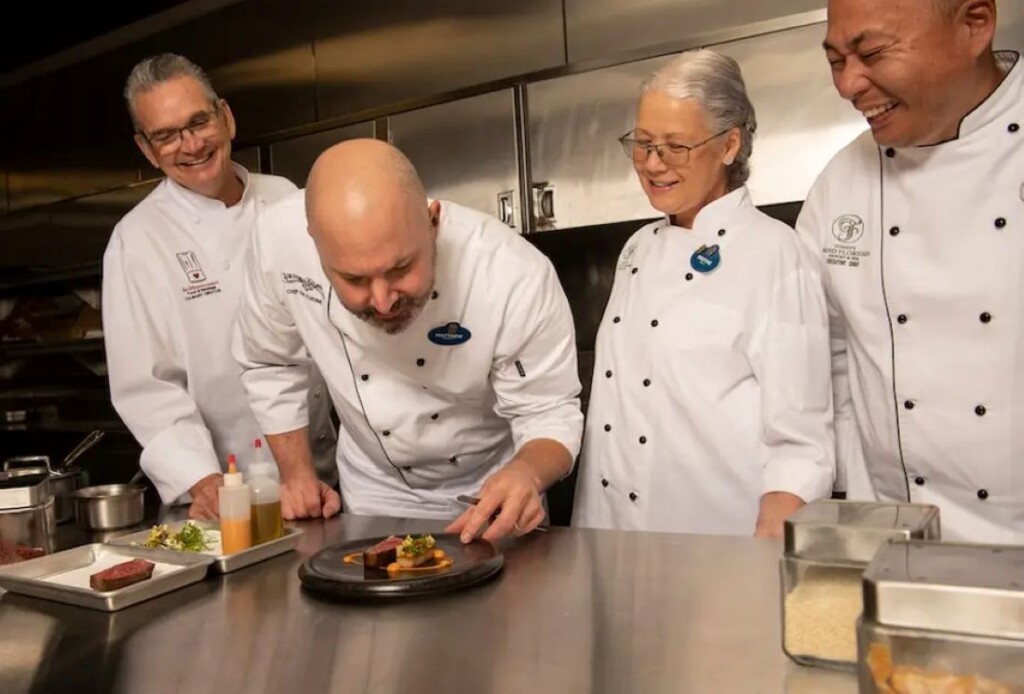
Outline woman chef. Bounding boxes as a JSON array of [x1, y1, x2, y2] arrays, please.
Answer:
[[572, 50, 835, 537]]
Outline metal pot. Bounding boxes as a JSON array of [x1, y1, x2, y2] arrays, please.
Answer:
[[72, 484, 146, 530]]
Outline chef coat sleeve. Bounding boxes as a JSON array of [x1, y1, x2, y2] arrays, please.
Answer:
[[795, 183, 858, 494], [749, 238, 836, 503], [102, 231, 221, 504], [491, 256, 584, 466], [231, 219, 314, 436]]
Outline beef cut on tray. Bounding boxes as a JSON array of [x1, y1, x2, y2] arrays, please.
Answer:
[[89, 558, 156, 591]]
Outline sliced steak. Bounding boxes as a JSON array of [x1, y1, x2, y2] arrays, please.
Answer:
[[90, 558, 155, 591], [15, 546, 46, 561], [362, 535, 402, 568]]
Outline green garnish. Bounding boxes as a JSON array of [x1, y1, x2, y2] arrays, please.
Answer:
[[141, 522, 213, 552], [398, 533, 436, 557]]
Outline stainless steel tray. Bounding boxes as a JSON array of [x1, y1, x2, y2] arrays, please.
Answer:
[[108, 520, 302, 574], [0, 543, 213, 612]]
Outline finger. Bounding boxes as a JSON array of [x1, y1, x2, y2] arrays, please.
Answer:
[[202, 489, 220, 519], [445, 507, 475, 535], [481, 490, 529, 543], [516, 500, 545, 535], [321, 484, 341, 517], [281, 486, 301, 520], [458, 494, 504, 544], [304, 482, 323, 518]]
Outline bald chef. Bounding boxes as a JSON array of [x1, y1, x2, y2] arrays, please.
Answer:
[[797, 0, 1023, 543], [232, 139, 583, 541]]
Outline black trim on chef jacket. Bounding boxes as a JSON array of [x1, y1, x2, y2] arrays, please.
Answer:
[[328, 287, 412, 488], [877, 148, 913, 501]]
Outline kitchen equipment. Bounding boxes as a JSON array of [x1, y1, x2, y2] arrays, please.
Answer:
[[298, 533, 504, 602], [779, 499, 941, 670], [72, 484, 145, 531], [0, 543, 213, 612], [0, 470, 56, 563], [2, 430, 103, 524], [858, 540, 1024, 693], [109, 520, 303, 574]]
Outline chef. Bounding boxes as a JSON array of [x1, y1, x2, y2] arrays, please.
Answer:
[[232, 139, 583, 541], [572, 50, 835, 538], [102, 53, 337, 520], [797, 0, 1023, 543]]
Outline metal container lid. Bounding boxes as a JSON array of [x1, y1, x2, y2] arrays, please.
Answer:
[[0, 471, 53, 510], [784, 499, 941, 565], [863, 540, 1024, 641]]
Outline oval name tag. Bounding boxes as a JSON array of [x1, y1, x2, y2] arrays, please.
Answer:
[[428, 322, 472, 346], [690, 244, 721, 274]]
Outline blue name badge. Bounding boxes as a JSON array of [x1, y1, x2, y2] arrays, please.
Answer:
[[428, 322, 472, 346], [690, 244, 721, 274]]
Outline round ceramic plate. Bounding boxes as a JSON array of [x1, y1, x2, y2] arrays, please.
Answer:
[[298, 533, 504, 601]]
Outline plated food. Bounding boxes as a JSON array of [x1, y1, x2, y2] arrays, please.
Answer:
[[345, 533, 453, 578], [89, 558, 156, 592], [141, 522, 218, 553]]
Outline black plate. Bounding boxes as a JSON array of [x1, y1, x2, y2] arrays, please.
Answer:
[[298, 533, 503, 602]]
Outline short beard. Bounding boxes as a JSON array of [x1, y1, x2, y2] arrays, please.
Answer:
[[355, 287, 432, 335]]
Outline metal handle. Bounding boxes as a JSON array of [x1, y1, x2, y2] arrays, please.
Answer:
[[531, 182, 556, 229], [3, 455, 51, 472], [61, 429, 105, 471], [497, 190, 516, 228]]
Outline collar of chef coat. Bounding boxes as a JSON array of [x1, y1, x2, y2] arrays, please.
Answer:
[[933, 50, 1020, 143], [658, 185, 752, 241], [164, 162, 252, 217]]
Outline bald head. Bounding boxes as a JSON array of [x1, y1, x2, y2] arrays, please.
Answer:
[[306, 139, 439, 334]]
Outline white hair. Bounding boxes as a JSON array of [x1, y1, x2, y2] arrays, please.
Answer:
[[124, 53, 218, 129], [641, 49, 757, 190]]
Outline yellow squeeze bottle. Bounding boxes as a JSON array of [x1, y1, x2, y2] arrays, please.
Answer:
[[218, 455, 252, 554], [248, 439, 283, 544]]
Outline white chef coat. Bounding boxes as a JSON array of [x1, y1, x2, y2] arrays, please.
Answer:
[[232, 195, 584, 519], [102, 164, 337, 504], [573, 186, 835, 535], [795, 52, 1024, 544]]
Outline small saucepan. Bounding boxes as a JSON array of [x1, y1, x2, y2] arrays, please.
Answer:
[[72, 484, 146, 530]]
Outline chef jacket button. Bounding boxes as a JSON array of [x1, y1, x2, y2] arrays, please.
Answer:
[[897, 314, 908, 324], [382, 430, 391, 437], [629, 492, 638, 502], [613, 316, 621, 324], [904, 400, 915, 410], [361, 374, 369, 382], [889, 226, 900, 237], [604, 424, 611, 432], [318, 434, 327, 442], [313, 388, 322, 398], [643, 378, 651, 387], [975, 405, 987, 417], [631, 268, 639, 275], [431, 290, 439, 300], [601, 478, 609, 488], [650, 319, 659, 327], [639, 436, 647, 444], [885, 147, 896, 158], [605, 370, 613, 378], [402, 466, 411, 472], [449, 456, 458, 464], [431, 413, 439, 421], [717, 229, 726, 237], [1009, 123, 1020, 133], [977, 489, 989, 500], [685, 273, 694, 281], [914, 476, 925, 486], [980, 312, 992, 324], [416, 358, 426, 367], [653, 228, 659, 235], [994, 217, 1007, 229]]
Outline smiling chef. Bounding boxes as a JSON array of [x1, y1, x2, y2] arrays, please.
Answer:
[[231, 139, 583, 542], [797, 0, 1023, 543]]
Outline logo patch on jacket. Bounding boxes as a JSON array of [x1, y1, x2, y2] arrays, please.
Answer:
[[177, 250, 222, 301], [824, 214, 871, 268], [282, 272, 324, 305], [428, 322, 472, 346]]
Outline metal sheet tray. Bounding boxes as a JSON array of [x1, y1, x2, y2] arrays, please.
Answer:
[[0, 543, 213, 612], [108, 520, 301, 574]]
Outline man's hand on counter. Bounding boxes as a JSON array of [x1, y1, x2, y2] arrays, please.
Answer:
[[281, 474, 341, 520], [754, 491, 805, 539], [447, 465, 546, 543], [188, 473, 223, 520]]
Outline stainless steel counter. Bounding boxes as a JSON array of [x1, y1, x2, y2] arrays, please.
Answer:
[[0, 515, 858, 694]]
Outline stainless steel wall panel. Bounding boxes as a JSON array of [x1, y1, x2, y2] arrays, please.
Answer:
[[313, 0, 565, 121], [565, 0, 826, 64], [268, 122, 376, 187], [389, 90, 520, 228]]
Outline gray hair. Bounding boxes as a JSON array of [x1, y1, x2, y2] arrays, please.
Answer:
[[641, 49, 757, 190], [124, 53, 218, 129]]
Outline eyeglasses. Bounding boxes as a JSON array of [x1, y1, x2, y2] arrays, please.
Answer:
[[618, 128, 731, 167], [141, 102, 222, 153]]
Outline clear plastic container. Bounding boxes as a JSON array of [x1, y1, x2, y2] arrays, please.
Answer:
[[857, 540, 1024, 693], [218, 456, 252, 554], [247, 463, 283, 545], [779, 500, 941, 670]]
